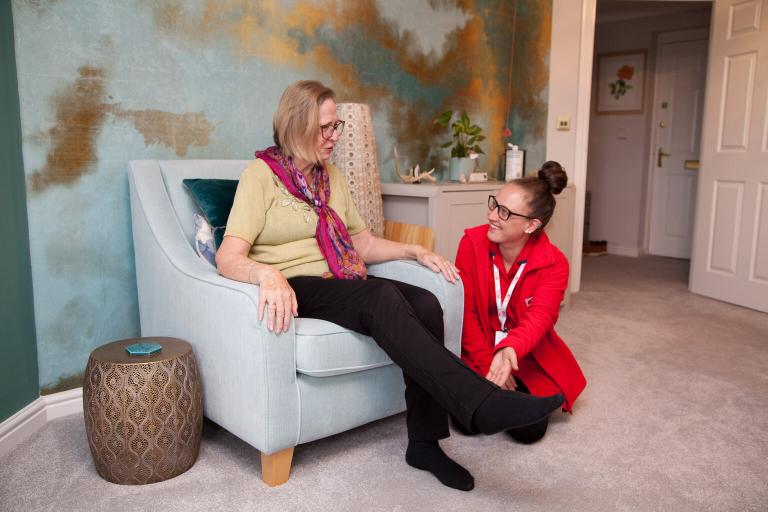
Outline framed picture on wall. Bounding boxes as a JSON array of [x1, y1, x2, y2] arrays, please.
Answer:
[[596, 50, 647, 115]]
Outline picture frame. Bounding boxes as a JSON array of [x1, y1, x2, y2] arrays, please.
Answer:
[[595, 50, 647, 115]]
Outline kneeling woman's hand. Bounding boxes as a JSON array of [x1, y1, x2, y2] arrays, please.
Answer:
[[486, 347, 519, 389]]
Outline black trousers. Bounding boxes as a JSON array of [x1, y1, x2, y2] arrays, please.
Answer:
[[289, 276, 496, 441]]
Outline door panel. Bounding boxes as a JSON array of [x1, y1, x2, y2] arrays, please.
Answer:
[[753, 184, 768, 281], [690, 0, 768, 312], [708, 180, 743, 273], [719, 52, 756, 150]]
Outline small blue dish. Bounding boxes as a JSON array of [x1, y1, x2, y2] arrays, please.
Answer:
[[125, 342, 163, 356]]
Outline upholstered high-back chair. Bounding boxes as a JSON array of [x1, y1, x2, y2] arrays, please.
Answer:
[[128, 155, 459, 486]]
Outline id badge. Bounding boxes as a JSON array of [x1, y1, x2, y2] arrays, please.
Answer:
[[494, 330, 507, 346]]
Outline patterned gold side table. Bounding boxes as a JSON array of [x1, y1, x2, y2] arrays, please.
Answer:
[[83, 337, 203, 485]]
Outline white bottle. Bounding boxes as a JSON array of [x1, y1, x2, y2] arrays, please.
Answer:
[[505, 144, 524, 181]]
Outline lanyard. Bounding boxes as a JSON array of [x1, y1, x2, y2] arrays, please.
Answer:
[[493, 258, 526, 332]]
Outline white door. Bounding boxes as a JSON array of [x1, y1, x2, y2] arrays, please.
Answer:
[[690, 0, 768, 313], [649, 30, 709, 259]]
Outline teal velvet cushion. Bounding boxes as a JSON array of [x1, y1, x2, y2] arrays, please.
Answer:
[[183, 178, 238, 248]]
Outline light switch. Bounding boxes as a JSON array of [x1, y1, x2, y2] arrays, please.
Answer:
[[556, 117, 570, 131]]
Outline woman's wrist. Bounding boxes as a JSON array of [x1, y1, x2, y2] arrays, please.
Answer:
[[247, 262, 269, 285], [406, 243, 424, 260]]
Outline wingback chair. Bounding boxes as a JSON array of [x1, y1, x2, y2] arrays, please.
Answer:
[[128, 155, 462, 485]]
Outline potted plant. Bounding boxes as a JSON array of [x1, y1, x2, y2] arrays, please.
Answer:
[[435, 110, 486, 181]]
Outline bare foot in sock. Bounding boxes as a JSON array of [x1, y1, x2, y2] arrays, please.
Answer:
[[405, 441, 474, 491], [472, 389, 563, 435]]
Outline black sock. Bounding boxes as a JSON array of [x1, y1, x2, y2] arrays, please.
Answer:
[[405, 441, 474, 491], [471, 389, 563, 435]]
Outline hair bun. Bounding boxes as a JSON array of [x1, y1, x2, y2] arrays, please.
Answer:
[[538, 161, 567, 195]]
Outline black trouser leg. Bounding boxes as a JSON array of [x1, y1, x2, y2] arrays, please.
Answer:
[[288, 276, 495, 436], [388, 279, 449, 440]]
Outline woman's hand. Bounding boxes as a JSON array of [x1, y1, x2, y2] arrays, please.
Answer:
[[414, 246, 460, 284], [217, 236, 297, 334], [350, 230, 459, 283], [256, 266, 298, 333], [503, 374, 518, 391], [486, 347, 519, 388]]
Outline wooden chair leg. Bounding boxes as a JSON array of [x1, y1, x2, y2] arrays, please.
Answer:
[[260, 447, 294, 486]]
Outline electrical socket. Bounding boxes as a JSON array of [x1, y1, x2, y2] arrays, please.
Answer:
[[556, 117, 571, 131]]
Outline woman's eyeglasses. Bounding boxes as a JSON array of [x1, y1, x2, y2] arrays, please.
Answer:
[[488, 195, 533, 221], [320, 120, 345, 140]]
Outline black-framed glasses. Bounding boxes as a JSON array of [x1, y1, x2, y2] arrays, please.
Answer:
[[488, 195, 533, 221], [320, 120, 345, 140]]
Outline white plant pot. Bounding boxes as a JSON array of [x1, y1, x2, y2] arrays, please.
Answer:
[[448, 157, 476, 181]]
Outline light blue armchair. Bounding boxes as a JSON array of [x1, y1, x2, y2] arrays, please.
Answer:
[[128, 159, 463, 485]]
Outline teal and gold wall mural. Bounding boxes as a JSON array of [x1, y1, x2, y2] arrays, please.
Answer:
[[11, 0, 551, 393]]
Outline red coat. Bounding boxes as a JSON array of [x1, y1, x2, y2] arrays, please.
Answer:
[[455, 225, 586, 412]]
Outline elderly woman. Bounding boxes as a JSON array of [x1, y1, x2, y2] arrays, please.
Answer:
[[216, 80, 563, 491], [454, 162, 586, 443]]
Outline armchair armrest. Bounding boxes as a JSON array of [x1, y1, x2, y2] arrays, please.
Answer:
[[129, 162, 300, 454], [368, 260, 464, 356]]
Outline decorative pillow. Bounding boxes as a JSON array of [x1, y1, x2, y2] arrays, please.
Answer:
[[183, 178, 239, 248], [193, 213, 217, 268]]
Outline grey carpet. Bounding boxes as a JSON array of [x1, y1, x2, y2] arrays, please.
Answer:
[[2, 255, 767, 511]]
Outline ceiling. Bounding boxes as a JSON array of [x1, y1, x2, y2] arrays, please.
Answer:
[[596, 0, 712, 24]]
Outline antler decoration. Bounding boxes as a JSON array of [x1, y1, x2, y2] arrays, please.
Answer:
[[393, 146, 437, 183]]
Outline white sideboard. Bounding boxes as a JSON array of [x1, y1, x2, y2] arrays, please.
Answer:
[[381, 181, 504, 259], [381, 181, 576, 298]]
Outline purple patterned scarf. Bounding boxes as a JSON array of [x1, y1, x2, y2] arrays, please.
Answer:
[[256, 146, 367, 280]]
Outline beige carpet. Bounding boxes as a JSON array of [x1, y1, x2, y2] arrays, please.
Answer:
[[2, 255, 767, 511]]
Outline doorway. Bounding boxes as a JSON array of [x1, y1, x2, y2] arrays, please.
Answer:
[[585, 1, 712, 260], [647, 29, 709, 259]]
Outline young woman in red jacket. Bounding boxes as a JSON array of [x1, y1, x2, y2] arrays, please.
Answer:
[[454, 162, 586, 443]]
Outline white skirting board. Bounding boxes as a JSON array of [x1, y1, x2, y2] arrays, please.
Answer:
[[607, 244, 642, 257], [0, 388, 83, 457]]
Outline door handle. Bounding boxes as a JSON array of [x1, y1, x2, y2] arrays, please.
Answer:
[[657, 147, 671, 167]]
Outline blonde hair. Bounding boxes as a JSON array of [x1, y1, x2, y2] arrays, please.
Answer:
[[273, 80, 335, 165]]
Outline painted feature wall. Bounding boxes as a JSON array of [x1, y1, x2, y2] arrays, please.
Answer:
[[586, 8, 711, 256], [11, 0, 552, 393]]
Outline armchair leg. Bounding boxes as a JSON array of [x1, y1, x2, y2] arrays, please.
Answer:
[[261, 447, 294, 486]]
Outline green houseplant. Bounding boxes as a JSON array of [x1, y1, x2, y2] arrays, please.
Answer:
[[435, 110, 486, 157], [434, 110, 485, 180]]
